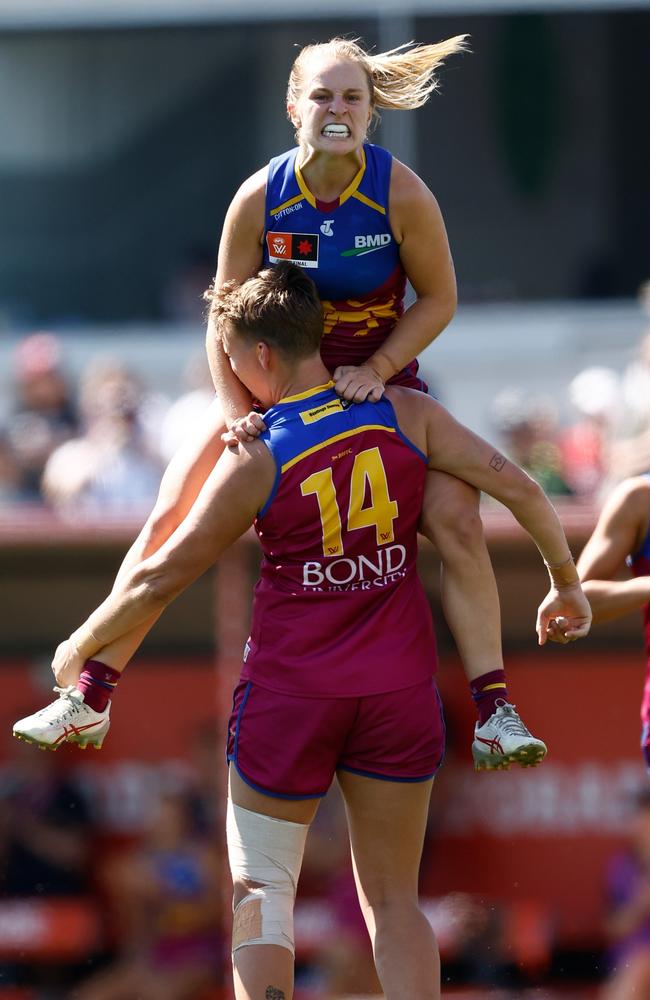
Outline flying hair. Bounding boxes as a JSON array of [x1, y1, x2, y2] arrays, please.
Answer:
[[287, 35, 470, 118]]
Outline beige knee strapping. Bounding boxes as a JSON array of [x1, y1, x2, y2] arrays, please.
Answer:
[[227, 798, 309, 956]]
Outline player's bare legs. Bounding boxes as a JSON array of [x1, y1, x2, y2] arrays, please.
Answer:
[[421, 469, 503, 681], [121, 399, 227, 565], [337, 769, 439, 1000], [13, 399, 229, 750], [228, 768, 319, 1000], [71, 398, 227, 682], [420, 470, 546, 769]]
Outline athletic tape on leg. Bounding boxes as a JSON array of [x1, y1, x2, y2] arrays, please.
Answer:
[[227, 798, 309, 955]]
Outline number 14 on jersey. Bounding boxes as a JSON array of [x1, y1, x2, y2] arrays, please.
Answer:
[[300, 447, 399, 557]]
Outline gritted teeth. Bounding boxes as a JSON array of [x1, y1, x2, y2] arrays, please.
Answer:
[[322, 124, 351, 137]]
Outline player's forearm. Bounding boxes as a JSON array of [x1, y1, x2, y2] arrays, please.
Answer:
[[206, 324, 253, 425], [580, 577, 650, 624], [367, 294, 455, 383], [504, 478, 578, 582], [70, 562, 184, 662], [71, 440, 264, 661]]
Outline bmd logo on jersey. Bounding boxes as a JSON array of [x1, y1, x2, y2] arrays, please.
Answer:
[[266, 232, 319, 268], [341, 233, 392, 257]]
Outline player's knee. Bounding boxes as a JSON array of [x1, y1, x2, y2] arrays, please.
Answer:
[[422, 476, 480, 533], [232, 876, 265, 909], [356, 872, 418, 913], [422, 484, 484, 555], [361, 891, 421, 930], [227, 799, 309, 957]]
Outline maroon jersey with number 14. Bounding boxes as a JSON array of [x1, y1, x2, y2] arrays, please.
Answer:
[[241, 383, 438, 698]]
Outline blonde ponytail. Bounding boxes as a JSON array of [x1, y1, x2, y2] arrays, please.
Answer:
[[368, 37, 469, 110], [287, 35, 469, 116]]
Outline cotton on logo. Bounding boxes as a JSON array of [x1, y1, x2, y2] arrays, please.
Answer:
[[320, 220, 334, 236]]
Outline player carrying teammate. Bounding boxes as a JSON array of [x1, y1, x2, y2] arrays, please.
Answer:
[[15, 264, 590, 999], [26, 33, 563, 768]]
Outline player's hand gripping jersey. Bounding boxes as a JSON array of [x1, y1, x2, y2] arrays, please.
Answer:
[[244, 383, 437, 697], [263, 144, 425, 391]]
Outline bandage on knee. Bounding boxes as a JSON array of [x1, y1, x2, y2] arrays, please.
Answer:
[[227, 798, 309, 956]]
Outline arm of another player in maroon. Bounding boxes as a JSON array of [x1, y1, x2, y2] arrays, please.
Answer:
[[577, 477, 650, 623], [334, 161, 457, 403]]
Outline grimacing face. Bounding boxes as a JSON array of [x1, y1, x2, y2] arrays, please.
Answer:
[[289, 56, 373, 153]]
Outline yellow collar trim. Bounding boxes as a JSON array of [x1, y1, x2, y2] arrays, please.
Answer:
[[352, 189, 386, 215], [294, 147, 367, 210], [278, 381, 334, 405]]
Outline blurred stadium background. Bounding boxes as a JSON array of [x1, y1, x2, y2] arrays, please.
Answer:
[[1, 0, 650, 997]]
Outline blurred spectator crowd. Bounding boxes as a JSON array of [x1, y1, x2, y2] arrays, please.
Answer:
[[0, 332, 214, 518], [0, 723, 225, 1000], [3, 305, 650, 518], [3, 719, 649, 999], [487, 280, 650, 501]]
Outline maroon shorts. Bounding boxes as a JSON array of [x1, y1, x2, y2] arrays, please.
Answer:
[[226, 677, 445, 799]]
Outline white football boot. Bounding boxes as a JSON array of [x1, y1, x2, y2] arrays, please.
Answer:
[[472, 700, 547, 771], [13, 686, 110, 751]]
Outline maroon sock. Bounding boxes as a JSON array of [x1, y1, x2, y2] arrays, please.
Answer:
[[76, 660, 121, 712], [470, 669, 509, 725]]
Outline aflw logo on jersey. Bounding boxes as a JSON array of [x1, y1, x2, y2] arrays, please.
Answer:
[[341, 233, 392, 258], [267, 232, 319, 268]]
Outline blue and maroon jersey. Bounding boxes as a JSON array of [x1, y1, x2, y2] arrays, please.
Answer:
[[243, 382, 437, 697], [629, 474, 650, 668], [263, 144, 425, 391]]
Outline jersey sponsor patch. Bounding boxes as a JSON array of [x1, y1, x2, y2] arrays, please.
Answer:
[[341, 233, 392, 257], [266, 232, 319, 268], [299, 398, 344, 425]]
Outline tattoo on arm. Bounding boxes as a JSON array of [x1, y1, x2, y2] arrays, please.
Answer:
[[489, 453, 506, 472], [265, 989, 285, 1000]]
